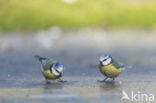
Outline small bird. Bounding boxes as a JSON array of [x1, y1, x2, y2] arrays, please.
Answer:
[[98, 54, 132, 82], [34, 55, 65, 82]]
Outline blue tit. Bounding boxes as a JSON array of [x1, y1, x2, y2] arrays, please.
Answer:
[[98, 54, 132, 82], [34, 55, 65, 82]]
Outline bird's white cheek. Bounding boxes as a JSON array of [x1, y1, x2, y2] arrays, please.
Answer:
[[58, 68, 64, 73], [102, 58, 111, 66], [52, 68, 60, 76], [102, 62, 108, 66]]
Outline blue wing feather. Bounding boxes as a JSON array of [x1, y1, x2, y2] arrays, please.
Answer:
[[112, 60, 124, 69], [112, 60, 132, 69]]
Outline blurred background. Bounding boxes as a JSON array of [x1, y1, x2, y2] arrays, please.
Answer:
[[0, 0, 156, 103], [0, 0, 156, 30]]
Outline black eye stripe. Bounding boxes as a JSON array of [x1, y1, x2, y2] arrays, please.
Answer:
[[49, 63, 62, 75], [103, 59, 107, 61]]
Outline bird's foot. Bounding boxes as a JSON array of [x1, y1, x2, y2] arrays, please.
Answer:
[[111, 78, 115, 82], [97, 77, 108, 83], [97, 80, 106, 83], [46, 80, 51, 84], [58, 79, 67, 83]]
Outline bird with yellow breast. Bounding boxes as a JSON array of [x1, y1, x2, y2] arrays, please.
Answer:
[[98, 54, 132, 82]]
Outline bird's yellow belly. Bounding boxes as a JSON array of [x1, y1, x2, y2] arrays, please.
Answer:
[[99, 64, 122, 78], [41, 68, 60, 80]]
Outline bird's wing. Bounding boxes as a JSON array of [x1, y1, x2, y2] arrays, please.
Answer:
[[44, 59, 57, 70], [112, 60, 124, 69], [112, 60, 133, 69]]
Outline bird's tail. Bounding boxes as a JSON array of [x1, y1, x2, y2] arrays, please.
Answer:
[[34, 55, 46, 62], [123, 65, 133, 69]]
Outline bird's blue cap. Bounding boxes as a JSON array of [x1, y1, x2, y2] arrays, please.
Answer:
[[53, 62, 64, 73], [54, 62, 63, 69], [99, 54, 110, 61]]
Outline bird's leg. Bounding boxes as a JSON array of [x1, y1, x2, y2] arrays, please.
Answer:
[[98, 77, 108, 82], [58, 78, 67, 83], [103, 77, 108, 82], [45, 79, 51, 84]]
